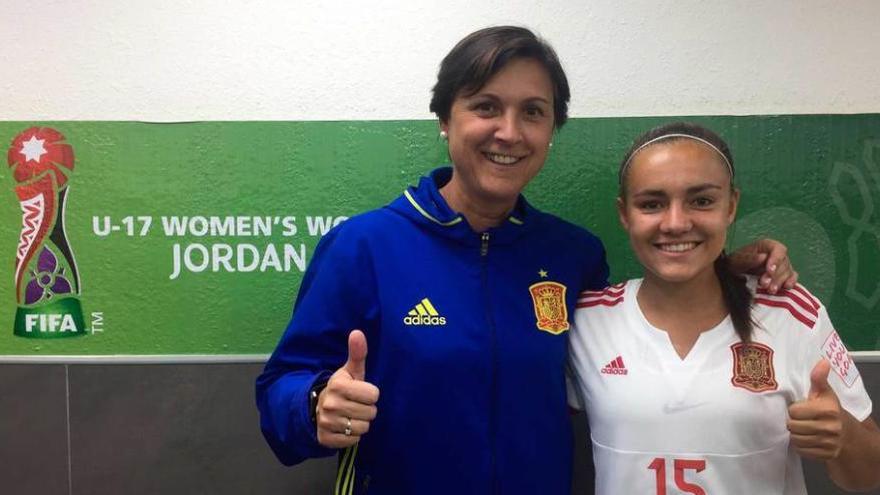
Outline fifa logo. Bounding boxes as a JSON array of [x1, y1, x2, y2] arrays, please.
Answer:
[[8, 127, 85, 337]]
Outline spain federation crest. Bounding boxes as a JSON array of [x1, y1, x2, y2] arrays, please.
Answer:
[[529, 281, 569, 334], [730, 342, 778, 392]]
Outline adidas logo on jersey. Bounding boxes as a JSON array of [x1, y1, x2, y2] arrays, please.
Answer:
[[403, 298, 447, 326], [601, 356, 628, 375]]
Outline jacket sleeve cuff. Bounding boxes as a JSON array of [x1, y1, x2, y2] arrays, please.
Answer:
[[298, 371, 335, 449]]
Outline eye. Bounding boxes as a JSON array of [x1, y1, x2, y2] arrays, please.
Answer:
[[637, 200, 664, 212], [691, 196, 716, 208], [471, 101, 498, 117], [524, 104, 546, 120]]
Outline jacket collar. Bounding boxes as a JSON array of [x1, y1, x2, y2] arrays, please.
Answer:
[[388, 167, 535, 245]]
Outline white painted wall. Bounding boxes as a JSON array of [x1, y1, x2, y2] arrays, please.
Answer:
[[2, 0, 878, 120]]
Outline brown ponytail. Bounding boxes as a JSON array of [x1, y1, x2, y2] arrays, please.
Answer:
[[714, 251, 754, 342]]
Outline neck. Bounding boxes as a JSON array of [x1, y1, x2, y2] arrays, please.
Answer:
[[637, 267, 728, 359], [639, 268, 723, 310], [439, 180, 516, 232]]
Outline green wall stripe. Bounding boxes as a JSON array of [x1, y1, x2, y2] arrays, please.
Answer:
[[1, 116, 878, 354]]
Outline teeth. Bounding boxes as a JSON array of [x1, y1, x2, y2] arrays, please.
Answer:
[[658, 242, 697, 252], [485, 153, 520, 165]]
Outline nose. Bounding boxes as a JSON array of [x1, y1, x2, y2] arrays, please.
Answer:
[[494, 111, 523, 144], [660, 202, 692, 234]]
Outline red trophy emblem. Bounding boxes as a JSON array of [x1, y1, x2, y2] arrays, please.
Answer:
[[8, 127, 85, 338]]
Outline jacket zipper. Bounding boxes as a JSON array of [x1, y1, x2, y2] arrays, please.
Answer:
[[480, 232, 498, 494]]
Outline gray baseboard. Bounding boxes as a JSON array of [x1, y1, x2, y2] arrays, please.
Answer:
[[1, 362, 878, 495]]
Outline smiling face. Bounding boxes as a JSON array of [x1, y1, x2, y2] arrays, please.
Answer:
[[618, 139, 739, 286], [440, 57, 555, 214]]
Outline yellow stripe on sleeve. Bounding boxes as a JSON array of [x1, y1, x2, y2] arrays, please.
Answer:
[[334, 444, 358, 495]]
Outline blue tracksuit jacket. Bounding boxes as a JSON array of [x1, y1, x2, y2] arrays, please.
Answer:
[[256, 167, 608, 494]]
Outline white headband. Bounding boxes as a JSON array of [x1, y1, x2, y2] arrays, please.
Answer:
[[619, 133, 734, 184]]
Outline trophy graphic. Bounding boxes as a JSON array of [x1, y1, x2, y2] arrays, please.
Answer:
[[8, 127, 85, 337]]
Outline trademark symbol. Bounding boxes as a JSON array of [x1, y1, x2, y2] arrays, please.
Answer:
[[90, 312, 104, 334]]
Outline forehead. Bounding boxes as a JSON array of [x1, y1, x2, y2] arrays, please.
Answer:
[[467, 57, 553, 100], [626, 140, 731, 191]]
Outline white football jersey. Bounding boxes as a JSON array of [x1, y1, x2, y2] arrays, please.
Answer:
[[567, 278, 872, 495]]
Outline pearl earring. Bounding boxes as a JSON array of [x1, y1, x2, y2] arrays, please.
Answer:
[[440, 130, 448, 140]]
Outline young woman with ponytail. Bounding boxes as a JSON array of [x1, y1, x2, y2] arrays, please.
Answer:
[[567, 122, 880, 494]]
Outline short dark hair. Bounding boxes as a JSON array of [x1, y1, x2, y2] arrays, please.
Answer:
[[429, 26, 570, 128]]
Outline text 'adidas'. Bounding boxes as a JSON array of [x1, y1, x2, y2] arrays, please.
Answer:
[[403, 298, 447, 326], [601, 356, 628, 375]]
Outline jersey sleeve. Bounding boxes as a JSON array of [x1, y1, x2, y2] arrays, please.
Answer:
[[255, 223, 380, 465], [796, 303, 873, 422]]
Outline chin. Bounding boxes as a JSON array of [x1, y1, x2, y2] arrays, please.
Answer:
[[644, 261, 716, 285], [479, 179, 526, 202], [649, 271, 695, 284]]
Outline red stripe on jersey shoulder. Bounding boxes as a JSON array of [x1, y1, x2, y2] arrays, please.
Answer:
[[579, 284, 626, 300], [753, 297, 816, 329], [755, 287, 819, 317], [576, 298, 624, 309], [791, 284, 820, 310], [577, 283, 626, 309]]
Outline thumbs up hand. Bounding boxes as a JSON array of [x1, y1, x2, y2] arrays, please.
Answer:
[[316, 330, 381, 449], [787, 359, 848, 460]]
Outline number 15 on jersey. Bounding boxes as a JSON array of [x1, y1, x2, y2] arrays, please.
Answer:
[[648, 458, 707, 495]]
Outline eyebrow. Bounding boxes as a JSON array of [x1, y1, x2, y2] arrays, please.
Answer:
[[632, 183, 724, 197], [472, 92, 551, 105], [523, 96, 551, 105]]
